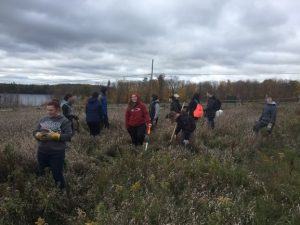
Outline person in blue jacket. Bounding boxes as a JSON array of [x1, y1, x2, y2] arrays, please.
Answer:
[[100, 86, 109, 129], [85, 92, 103, 136], [253, 95, 277, 134]]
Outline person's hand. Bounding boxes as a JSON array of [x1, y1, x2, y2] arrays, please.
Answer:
[[267, 123, 273, 130], [47, 132, 61, 141], [74, 115, 79, 120], [35, 132, 47, 141], [183, 139, 190, 145]]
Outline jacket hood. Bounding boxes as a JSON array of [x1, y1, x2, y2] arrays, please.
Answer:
[[88, 97, 98, 104]]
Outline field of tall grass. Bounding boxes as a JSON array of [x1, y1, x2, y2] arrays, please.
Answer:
[[0, 103, 300, 225]]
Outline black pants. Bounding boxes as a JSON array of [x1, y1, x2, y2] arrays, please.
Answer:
[[253, 120, 273, 134], [38, 151, 65, 189], [103, 114, 109, 128], [87, 122, 101, 136], [207, 116, 215, 129], [127, 124, 146, 146]]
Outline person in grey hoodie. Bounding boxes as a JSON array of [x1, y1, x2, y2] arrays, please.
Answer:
[[60, 93, 78, 133], [253, 95, 277, 134], [33, 99, 73, 189], [149, 94, 160, 127]]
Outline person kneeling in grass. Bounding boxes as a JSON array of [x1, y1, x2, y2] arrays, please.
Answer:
[[33, 99, 73, 190], [253, 95, 277, 135], [168, 110, 196, 146]]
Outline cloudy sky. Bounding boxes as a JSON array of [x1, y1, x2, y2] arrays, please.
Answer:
[[0, 0, 300, 84]]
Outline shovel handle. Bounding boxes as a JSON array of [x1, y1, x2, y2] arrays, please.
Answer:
[[147, 125, 151, 135]]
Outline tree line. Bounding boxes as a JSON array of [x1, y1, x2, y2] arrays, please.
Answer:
[[1, 76, 300, 103]]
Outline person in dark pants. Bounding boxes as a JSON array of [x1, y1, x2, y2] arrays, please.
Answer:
[[168, 111, 196, 146], [100, 86, 109, 129], [33, 99, 73, 190], [170, 94, 182, 113], [149, 94, 160, 128], [85, 92, 103, 136], [60, 93, 78, 134], [125, 94, 151, 146], [253, 95, 277, 134], [205, 92, 219, 129]]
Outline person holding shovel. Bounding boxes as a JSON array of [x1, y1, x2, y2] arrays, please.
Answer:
[[125, 94, 151, 146], [167, 110, 196, 146]]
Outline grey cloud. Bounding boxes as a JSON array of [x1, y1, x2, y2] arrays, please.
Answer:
[[0, 0, 300, 84]]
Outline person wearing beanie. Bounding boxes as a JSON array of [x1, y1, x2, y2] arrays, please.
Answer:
[[170, 94, 182, 113], [125, 94, 152, 146]]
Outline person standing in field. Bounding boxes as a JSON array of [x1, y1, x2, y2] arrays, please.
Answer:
[[205, 91, 221, 129], [125, 94, 152, 146], [170, 94, 182, 113], [85, 92, 103, 136], [253, 95, 277, 134], [100, 86, 109, 129], [188, 93, 204, 121], [149, 94, 160, 128], [33, 99, 73, 190], [60, 93, 78, 133]]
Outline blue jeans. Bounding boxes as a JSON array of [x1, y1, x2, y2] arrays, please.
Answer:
[[38, 151, 65, 189]]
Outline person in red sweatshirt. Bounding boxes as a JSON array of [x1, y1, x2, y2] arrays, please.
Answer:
[[125, 94, 151, 146]]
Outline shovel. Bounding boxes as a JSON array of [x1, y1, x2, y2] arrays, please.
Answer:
[[144, 125, 152, 151]]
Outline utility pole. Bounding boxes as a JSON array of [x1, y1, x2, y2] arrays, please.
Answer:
[[149, 59, 154, 102]]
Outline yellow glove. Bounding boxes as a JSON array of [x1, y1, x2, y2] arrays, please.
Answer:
[[35, 132, 48, 141], [47, 132, 61, 141]]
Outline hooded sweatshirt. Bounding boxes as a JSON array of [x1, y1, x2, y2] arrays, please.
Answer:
[[175, 112, 196, 135], [125, 95, 151, 128], [260, 101, 277, 124], [33, 115, 72, 154], [85, 97, 103, 122]]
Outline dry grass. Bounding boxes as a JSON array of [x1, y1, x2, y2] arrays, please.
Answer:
[[0, 103, 300, 225]]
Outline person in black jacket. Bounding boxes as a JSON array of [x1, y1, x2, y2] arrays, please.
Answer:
[[61, 94, 78, 133], [205, 92, 218, 129], [170, 94, 182, 113], [253, 96, 277, 134], [85, 92, 103, 136], [168, 111, 196, 146]]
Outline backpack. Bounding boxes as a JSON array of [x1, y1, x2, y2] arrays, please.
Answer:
[[214, 98, 221, 111], [193, 103, 204, 118]]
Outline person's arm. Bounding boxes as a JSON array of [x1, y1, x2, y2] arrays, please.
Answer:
[[154, 103, 160, 119], [59, 119, 73, 141], [270, 106, 277, 124], [142, 104, 151, 125], [175, 119, 182, 135], [33, 120, 42, 137], [125, 109, 130, 129]]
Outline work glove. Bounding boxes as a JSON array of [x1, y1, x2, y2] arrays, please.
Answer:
[[183, 139, 190, 145], [267, 123, 273, 130], [35, 131, 60, 141], [35, 132, 48, 141]]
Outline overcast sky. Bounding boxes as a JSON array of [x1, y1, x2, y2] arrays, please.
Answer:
[[0, 0, 300, 84]]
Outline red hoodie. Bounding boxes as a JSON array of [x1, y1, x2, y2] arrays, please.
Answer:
[[125, 96, 151, 128]]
